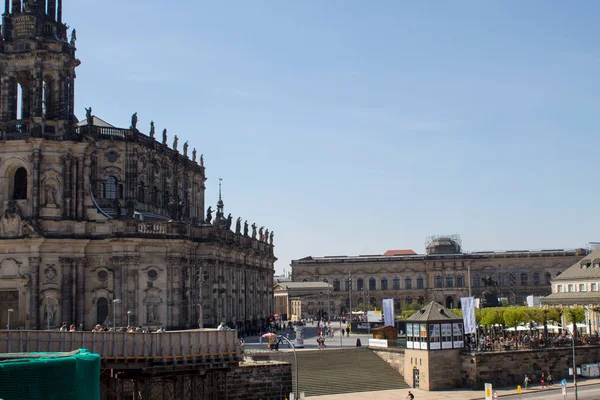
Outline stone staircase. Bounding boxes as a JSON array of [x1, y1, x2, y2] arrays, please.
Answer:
[[294, 348, 410, 397]]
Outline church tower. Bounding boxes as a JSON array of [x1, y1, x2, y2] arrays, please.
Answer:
[[0, 0, 79, 139]]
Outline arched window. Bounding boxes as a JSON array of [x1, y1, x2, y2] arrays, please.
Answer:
[[533, 272, 540, 285], [394, 297, 401, 309], [446, 275, 454, 288], [369, 277, 376, 291], [13, 167, 27, 199], [345, 277, 352, 292], [456, 275, 463, 288], [369, 297, 377, 307], [405, 276, 412, 290], [102, 176, 118, 199], [333, 279, 340, 291], [381, 277, 388, 291], [96, 297, 109, 325], [406, 296, 413, 305], [357, 278, 364, 291], [545, 272, 552, 285], [417, 296, 425, 304], [473, 274, 480, 287], [435, 275, 443, 288], [393, 277, 400, 290], [521, 273, 528, 286], [417, 276, 424, 289]]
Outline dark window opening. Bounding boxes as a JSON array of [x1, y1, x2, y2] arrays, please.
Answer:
[[102, 176, 118, 199], [13, 167, 27, 199]]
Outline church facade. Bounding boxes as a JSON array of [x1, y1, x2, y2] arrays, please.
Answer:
[[0, 0, 276, 333], [291, 236, 587, 317]]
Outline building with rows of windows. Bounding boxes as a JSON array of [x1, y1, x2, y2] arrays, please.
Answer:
[[290, 236, 587, 319], [0, 1, 275, 334]]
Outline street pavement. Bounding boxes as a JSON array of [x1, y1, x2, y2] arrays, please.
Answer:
[[244, 322, 600, 399]]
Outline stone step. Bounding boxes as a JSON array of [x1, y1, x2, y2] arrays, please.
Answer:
[[293, 348, 410, 397]]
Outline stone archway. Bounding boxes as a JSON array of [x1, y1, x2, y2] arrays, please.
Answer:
[[445, 296, 454, 309]]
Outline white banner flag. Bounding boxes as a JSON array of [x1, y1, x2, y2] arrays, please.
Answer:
[[382, 298, 394, 327], [461, 296, 476, 334]]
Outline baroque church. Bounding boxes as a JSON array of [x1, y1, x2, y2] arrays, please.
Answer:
[[0, 0, 276, 333]]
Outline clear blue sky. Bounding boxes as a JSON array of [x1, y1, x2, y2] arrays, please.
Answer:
[[67, 1, 599, 274]]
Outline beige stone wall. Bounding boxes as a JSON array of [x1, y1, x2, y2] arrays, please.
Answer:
[[373, 348, 405, 376]]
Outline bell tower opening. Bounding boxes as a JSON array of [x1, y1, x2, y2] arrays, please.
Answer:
[[13, 167, 27, 199]]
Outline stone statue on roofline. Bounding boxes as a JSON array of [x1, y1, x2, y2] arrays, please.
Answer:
[[162, 129, 167, 144], [173, 135, 178, 151], [243, 220, 249, 236], [205, 206, 213, 224], [192, 148, 197, 162], [264, 229, 269, 243], [183, 141, 188, 157], [149, 121, 155, 138], [226, 213, 232, 230], [235, 217, 241, 234], [251, 223, 257, 239], [85, 107, 93, 126], [269, 231, 274, 245], [131, 112, 138, 130]]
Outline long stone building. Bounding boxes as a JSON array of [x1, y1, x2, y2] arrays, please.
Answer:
[[291, 235, 587, 319], [0, 0, 276, 333]]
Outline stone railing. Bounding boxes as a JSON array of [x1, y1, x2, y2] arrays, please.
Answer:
[[0, 329, 240, 368]]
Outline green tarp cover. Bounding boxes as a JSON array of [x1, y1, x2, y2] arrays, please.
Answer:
[[0, 349, 100, 400]]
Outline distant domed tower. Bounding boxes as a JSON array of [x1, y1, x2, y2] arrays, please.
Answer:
[[426, 235, 462, 255]]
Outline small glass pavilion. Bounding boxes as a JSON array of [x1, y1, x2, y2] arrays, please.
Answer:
[[405, 301, 464, 350]]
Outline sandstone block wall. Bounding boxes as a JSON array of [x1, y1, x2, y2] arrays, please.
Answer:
[[373, 348, 405, 376], [462, 346, 600, 390], [228, 362, 293, 400]]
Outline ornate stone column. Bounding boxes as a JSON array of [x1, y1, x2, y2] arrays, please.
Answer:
[[76, 155, 84, 219], [32, 149, 41, 217], [29, 257, 41, 330], [111, 258, 123, 326], [76, 258, 86, 328]]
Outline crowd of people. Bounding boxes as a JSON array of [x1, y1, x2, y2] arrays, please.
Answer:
[[90, 324, 166, 333], [466, 331, 600, 352]]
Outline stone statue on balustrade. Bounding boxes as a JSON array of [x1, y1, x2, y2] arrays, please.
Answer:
[[85, 107, 93, 126], [205, 206, 213, 224], [192, 148, 197, 162], [149, 121, 155, 138], [235, 217, 241, 234], [162, 129, 167, 145], [243, 220, 249, 236], [251, 223, 257, 239], [183, 141, 188, 157], [269, 231, 274, 245], [226, 213, 232, 230], [264, 229, 269, 243], [173, 135, 178, 151], [130, 112, 138, 130]]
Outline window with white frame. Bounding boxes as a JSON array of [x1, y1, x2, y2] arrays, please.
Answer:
[[592, 283, 598, 291], [568, 284, 574, 292], [579, 283, 587, 292], [557, 285, 563, 292]]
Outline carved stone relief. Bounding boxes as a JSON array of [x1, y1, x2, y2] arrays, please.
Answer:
[[44, 265, 58, 284]]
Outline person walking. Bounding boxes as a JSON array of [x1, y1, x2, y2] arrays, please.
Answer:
[[540, 372, 546, 389], [547, 372, 554, 386], [523, 374, 531, 389], [405, 390, 414, 400]]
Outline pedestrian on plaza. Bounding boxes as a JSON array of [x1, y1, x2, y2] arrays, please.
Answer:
[[540, 372, 546, 388], [547, 372, 554, 386], [346, 326, 350, 337], [405, 390, 414, 400], [523, 374, 531, 389]]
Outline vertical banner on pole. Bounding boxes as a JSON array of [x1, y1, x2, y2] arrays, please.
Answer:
[[382, 298, 394, 327], [461, 297, 476, 334]]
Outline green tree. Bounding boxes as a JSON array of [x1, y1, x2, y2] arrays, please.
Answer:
[[503, 307, 527, 349], [563, 307, 585, 339], [529, 307, 561, 347], [480, 308, 505, 337]]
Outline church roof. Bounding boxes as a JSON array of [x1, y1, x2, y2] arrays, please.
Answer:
[[405, 301, 461, 322], [383, 249, 417, 256], [77, 116, 116, 128], [552, 248, 600, 281]]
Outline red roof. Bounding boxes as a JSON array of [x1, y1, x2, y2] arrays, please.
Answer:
[[384, 249, 417, 256]]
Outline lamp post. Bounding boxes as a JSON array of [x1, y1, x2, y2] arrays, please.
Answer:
[[327, 287, 331, 324], [112, 299, 121, 331], [568, 328, 579, 400], [127, 310, 132, 327], [7, 309, 14, 330], [278, 334, 299, 400], [348, 270, 352, 333], [46, 295, 55, 330]]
